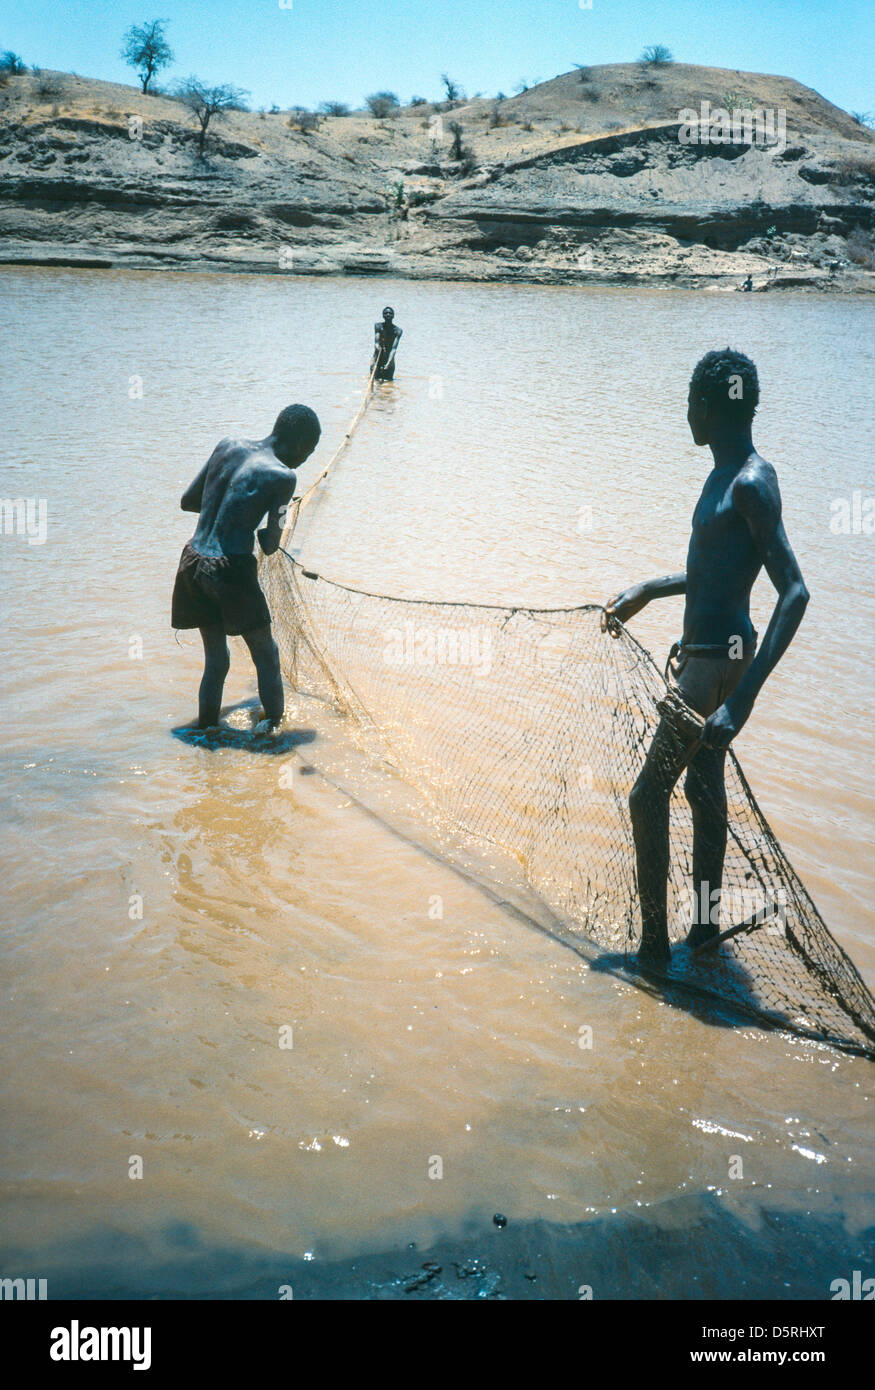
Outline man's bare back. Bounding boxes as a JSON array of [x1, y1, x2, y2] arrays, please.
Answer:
[[187, 439, 298, 559]]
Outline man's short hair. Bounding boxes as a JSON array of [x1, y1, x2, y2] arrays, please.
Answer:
[[272, 403, 321, 452], [689, 348, 759, 425], [382, 306, 394, 316]]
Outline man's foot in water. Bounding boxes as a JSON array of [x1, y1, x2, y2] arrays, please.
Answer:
[[685, 924, 720, 952], [637, 936, 672, 973], [254, 717, 281, 736]]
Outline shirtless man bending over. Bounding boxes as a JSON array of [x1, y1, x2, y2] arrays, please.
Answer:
[[172, 404, 321, 732], [601, 349, 809, 970]]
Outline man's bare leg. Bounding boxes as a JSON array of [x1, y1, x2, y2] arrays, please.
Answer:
[[629, 716, 690, 969], [242, 624, 284, 732], [684, 744, 729, 948], [198, 624, 230, 728]]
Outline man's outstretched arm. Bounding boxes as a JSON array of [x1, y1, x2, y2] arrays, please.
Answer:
[[703, 476, 809, 749], [601, 573, 686, 632]]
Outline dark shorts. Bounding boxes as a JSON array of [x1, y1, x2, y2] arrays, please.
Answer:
[[375, 357, 396, 380], [667, 641, 757, 720], [171, 542, 271, 637]]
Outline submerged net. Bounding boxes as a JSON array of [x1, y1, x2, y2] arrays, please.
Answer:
[[260, 546, 875, 1059]]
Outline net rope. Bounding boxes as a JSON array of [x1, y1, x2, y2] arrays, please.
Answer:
[[259, 385, 875, 1059]]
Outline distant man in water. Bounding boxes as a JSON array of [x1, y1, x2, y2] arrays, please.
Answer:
[[372, 306, 402, 380], [601, 349, 809, 970], [740, 274, 754, 292], [172, 405, 321, 733]]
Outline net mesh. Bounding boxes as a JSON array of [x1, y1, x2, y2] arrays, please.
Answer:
[[260, 545, 875, 1058]]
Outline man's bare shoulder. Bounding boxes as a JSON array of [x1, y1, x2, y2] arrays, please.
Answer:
[[205, 436, 249, 473], [211, 439, 287, 481], [732, 452, 781, 523], [252, 445, 297, 493], [733, 452, 779, 502], [246, 441, 291, 473]]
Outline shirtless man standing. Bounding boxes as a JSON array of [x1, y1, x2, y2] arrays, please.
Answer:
[[601, 349, 809, 969], [372, 306, 402, 381], [172, 404, 321, 732]]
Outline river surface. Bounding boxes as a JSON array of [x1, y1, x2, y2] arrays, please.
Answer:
[[0, 268, 872, 1297]]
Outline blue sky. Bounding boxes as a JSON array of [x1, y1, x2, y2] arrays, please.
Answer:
[[1, 0, 872, 114]]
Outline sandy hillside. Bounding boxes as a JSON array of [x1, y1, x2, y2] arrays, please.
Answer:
[[0, 62, 872, 289]]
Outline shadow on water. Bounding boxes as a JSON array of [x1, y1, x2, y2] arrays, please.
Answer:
[[12, 1193, 872, 1300], [589, 947, 763, 1035], [590, 943, 870, 1056], [171, 698, 317, 756], [172, 725, 317, 755]]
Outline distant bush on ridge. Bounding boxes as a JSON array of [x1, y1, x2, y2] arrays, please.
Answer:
[[639, 45, 674, 68], [365, 91, 400, 118]]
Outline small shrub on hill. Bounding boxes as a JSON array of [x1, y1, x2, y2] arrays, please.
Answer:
[[639, 45, 674, 67]]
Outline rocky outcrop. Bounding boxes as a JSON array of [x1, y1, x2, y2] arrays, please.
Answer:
[[0, 64, 872, 291]]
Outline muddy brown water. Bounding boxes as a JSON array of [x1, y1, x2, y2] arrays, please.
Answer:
[[0, 268, 872, 1297]]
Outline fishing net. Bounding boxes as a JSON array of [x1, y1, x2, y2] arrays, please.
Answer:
[[260, 542, 875, 1059]]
